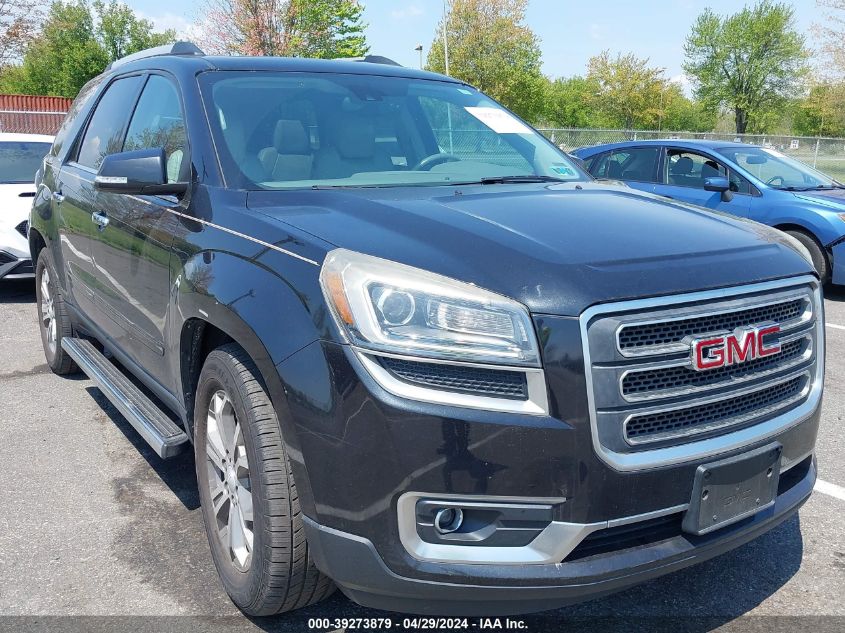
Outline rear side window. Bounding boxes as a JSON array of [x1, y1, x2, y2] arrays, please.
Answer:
[[590, 147, 659, 182], [123, 75, 188, 183], [76, 76, 142, 170], [52, 76, 103, 157]]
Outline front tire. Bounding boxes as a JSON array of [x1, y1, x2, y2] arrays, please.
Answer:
[[35, 249, 77, 375], [195, 344, 334, 616], [785, 230, 830, 284]]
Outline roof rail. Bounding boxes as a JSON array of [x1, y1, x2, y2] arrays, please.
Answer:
[[337, 55, 402, 67], [107, 41, 205, 71]]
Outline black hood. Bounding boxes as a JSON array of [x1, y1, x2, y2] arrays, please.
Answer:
[[248, 182, 815, 316]]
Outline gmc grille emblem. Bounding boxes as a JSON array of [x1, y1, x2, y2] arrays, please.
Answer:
[[689, 324, 781, 371]]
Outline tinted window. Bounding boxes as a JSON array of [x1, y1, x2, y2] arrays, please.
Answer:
[[124, 75, 187, 183], [76, 76, 142, 170], [52, 76, 103, 157], [0, 142, 52, 183], [590, 147, 659, 182]]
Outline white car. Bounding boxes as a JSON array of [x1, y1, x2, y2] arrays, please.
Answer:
[[1, 133, 53, 280]]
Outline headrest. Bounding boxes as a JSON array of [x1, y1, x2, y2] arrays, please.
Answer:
[[671, 156, 694, 175], [334, 114, 376, 159], [273, 119, 310, 155]]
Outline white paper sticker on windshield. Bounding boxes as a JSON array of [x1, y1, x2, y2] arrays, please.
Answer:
[[464, 107, 532, 134]]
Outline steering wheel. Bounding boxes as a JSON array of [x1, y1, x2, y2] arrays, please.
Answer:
[[766, 175, 785, 187], [412, 153, 461, 171]]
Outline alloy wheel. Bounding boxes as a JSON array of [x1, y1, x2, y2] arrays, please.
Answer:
[[205, 390, 254, 571], [39, 267, 57, 355]]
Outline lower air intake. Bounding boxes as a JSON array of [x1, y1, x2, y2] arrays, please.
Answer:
[[379, 356, 528, 400]]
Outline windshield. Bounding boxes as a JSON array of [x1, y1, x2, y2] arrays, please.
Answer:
[[199, 71, 587, 189], [0, 141, 51, 184], [716, 146, 840, 190]]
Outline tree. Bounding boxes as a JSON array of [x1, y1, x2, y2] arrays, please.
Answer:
[[0, 1, 174, 97], [0, 0, 44, 67], [197, 0, 367, 58], [426, 0, 545, 122], [586, 51, 665, 130], [683, 0, 809, 134], [816, 1, 845, 79], [793, 81, 845, 137], [661, 83, 717, 132], [543, 76, 603, 128]]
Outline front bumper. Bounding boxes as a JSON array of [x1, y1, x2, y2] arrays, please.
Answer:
[[0, 252, 33, 280], [304, 455, 814, 615], [830, 239, 845, 285], [1, 220, 33, 280]]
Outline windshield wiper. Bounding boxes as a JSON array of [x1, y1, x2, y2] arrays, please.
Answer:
[[479, 175, 565, 185]]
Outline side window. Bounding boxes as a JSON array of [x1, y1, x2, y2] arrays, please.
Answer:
[[589, 148, 659, 182], [665, 149, 727, 189], [52, 76, 104, 157], [587, 152, 610, 177], [76, 76, 142, 170], [728, 170, 752, 195], [123, 75, 188, 183]]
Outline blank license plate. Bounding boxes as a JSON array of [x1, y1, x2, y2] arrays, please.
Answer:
[[682, 443, 782, 536]]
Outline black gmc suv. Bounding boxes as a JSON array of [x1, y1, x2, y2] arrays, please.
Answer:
[[30, 43, 823, 617]]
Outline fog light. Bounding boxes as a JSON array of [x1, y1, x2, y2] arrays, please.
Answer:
[[433, 507, 464, 534]]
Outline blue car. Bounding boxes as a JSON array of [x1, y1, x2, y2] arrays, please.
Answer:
[[572, 139, 845, 284]]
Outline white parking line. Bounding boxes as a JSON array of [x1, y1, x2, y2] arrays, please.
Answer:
[[815, 479, 845, 501], [825, 322, 845, 330]]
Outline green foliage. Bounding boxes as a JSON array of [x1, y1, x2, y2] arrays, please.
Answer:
[[793, 82, 845, 137], [0, 0, 174, 97], [543, 76, 604, 128], [426, 0, 545, 122], [200, 0, 367, 59], [683, 0, 809, 133], [288, 0, 367, 58], [542, 53, 716, 132]]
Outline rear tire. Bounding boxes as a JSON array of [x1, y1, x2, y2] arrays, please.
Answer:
[[35, 248, 77, 375], [785, 230, 830, 283], [194, 344, 334, 616]]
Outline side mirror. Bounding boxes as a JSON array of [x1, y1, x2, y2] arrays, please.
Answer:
[[704, 176, 734, 202], [94, 148, 187, 196]]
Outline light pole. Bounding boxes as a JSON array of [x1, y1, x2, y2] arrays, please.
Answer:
[[415, 44, 423, 69], [443, 0, 450, 76]]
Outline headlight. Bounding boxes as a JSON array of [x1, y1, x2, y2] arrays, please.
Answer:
[[320, 249, 541, 366]]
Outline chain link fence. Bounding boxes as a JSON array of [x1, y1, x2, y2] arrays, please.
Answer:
[[0, 110, 67, 136], [539, 128, 845, 181]]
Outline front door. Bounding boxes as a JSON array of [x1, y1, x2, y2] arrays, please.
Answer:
[[56, 75, 144, 320], [654, 148, 751, 216], [86, 73, 189, 387]]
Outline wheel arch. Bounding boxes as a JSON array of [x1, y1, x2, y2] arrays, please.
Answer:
[[172, 250, 327, 517]]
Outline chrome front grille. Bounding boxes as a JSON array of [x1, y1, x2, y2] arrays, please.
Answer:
[[581, 276, 823, 470], [624, 373, 808, 444], [616, 296, 810, 356]]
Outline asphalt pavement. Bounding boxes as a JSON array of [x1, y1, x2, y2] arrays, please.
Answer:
[[0, 278, 842, 633]]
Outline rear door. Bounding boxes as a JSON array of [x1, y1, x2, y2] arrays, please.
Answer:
[[85, 73, 189, 387], [654, 147, 752, 216], [586, 146, 660, 194], [55, 75, 143, 318]]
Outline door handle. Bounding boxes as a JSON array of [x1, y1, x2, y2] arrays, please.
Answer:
[[91, 211, 110, 230], [52, 190, 65, 203]]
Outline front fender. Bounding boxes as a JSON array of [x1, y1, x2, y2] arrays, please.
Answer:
[[171, 249, 331, 517], [767, 201, 845, 247]]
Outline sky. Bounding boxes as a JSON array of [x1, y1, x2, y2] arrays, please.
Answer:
[[127, 0, 825, 88]]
